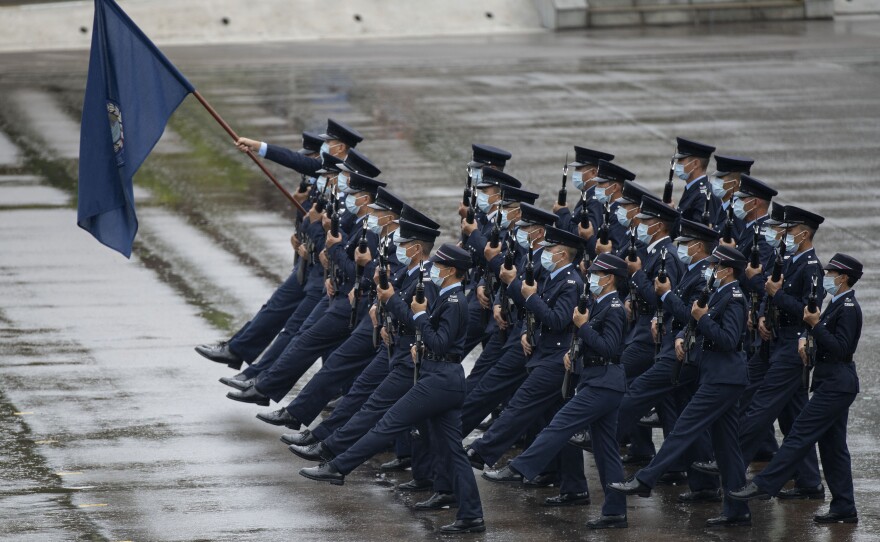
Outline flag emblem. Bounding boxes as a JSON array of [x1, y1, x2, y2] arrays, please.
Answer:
[[106, 101, 125, 164]]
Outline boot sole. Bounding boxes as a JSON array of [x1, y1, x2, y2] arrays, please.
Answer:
[[814, 517, 858, 524], [288, 446, 323, 462], [299, 470, 344, 486], [281, 436, 317, 446], [588, 521, 628, 529], [226, 394, 269, 406], [440, 525, 485, 533]]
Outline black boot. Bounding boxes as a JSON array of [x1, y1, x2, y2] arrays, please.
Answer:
[[814, 510, 858, 524], [195, 341, 242, 369], [280, 429, 317, 446], [439, 518, 485, 534], [299, 462, 344, 485], [256, 408, 301, 429], [218, 373, 253, 390], [414, 492, 458, 510]]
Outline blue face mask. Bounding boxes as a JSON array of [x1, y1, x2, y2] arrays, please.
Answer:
[[429, 265, 445, 287], [784, 232, 800, 255], [677, 243, 693, 265], [615, 206, 630, 227], [516, 228, 531, 249], [345, 194, 361, 215], [588, 274, 604, 296], [674, 161, 689, 181], [396, 245, 412, 266], [763, 227, 780, 248], [595, 185, 611, 204], [703, 266, 721, 288], [336, 171, 349, 192], [316, 175, 328, 192], [476, 191, 492, 214], [637, 222, 653, 245], [710, 176, 727, 198], [823, 275, 839, 296], [572, 171, 585, 191], [500, 209, 512, 229], [320, 142, 330, 156], [540, 250, 557, 272], [367, 214, 382, 235], [733, 198, 749, 221], [471, 168, 483, 184]]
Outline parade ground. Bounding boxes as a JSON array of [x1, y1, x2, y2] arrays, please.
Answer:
[[2, 18, 880, 541]]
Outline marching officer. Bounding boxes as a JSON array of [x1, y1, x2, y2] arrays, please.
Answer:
[[300, 244, 486, 535], [670, 137, 717, 232], [554, 145, 615, 238], [730, 253, 863, 525], [710, 154, 754, 240]]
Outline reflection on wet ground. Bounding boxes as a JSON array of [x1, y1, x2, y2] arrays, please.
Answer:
[[1, 18, 880, 541]]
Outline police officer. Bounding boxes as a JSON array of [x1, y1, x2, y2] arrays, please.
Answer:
[[585, 160, 636, 259], [710, 154, 754, 240], [466, 226, 583, 475], [300, 244, 486, 535], [609, 245, 751, 528], [486, 253, 629, 528], [554, 146, 615, 238], [619, 195, 683, 465], [670, 137, 717, 232], [226, 173, 386, 406], [730, 253, 863, 525]]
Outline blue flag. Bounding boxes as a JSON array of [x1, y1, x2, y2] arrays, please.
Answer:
[[77, 0, 194, 257]]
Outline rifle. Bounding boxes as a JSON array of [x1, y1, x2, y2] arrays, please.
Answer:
[[722, 204, 735, 244], [579, 189, 591, 230], [497, 236, 515, 343], [413, 260, 426, 385], [663, 146, 675, 204], [524, 235, 537, 355], [803, 275, 818, 389], [350, 219, 369, 329], [373, 236, 390, 349], [627, 227, 638, 325], [324, 189, 341, 296], [481, 200, 504, 328], [462, 168, 477, 242], [673, 268, 715, 385], [701, 189, 712, 226], [558, 153, 569, 206], [748, 224, 761, 357], [655, 247, 668, 356], [764, 243, 785, 357], [563, 282, 590, 399], [598, 201, 611, 245]]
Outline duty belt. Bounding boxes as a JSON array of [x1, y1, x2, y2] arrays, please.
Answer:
[[424, 352, 463, 363], [818, 353, 854, 364], [702, 339, 744, 352], [583, 356, 619, 367]]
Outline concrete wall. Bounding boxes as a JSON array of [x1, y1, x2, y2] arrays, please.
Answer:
[[0, 0, 544, 52]]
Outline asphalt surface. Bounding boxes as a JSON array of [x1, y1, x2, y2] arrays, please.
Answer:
[[1, 18, 880, 541]]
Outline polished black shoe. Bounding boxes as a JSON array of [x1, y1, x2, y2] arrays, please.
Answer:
[[280, 429, 317, 446], [299, 462, 344, 485], [677, 488, 722, 503], [778, 483, 825, 500], [289, 442, 333, 462], [728, 481, 771, 501], [226, 385, 269, 406], [638, 411, 662, 428], [568, 431, 593, 452], [691, 460, 719, 476], [380, 456, 412, 472], [439, 518, 485, 534], [814, 510, 858, 524], [482, 465, 522, 483], [414, 492, 458, 510], [705, 514, 752, 527], [607, 477, 651, 497], [256, 408, 301, 429], [544, 492, 590, 507], [218, 373, 253, 390], [195, 341, 242, 369], [523, 472, 557, 487], [465, 447, 485, 470], [657, 471, 687, 485], [397, 478, 433, 492], [587, 515, 628, 529], [621, 453, 654, 466]]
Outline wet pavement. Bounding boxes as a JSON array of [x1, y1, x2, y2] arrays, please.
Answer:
[[2, 18, 880, 541]]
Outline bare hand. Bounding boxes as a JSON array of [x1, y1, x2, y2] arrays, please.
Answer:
[[297, 244, 309, 260], [411, 297, 427, 314], [563, 352, 572, 371], [691, 300, 709, 321], [461, 216, 478, 236], [521, 333, 533, 356], [458, 201, 469, 220], [493, 304, 508, 330], [577, 221, 594, 241], [765, 274, 783, 297], [553, 202, 567, 213], [411, 344, 418, 363], [355, 247, 372, 266], [521, 280, 537, 299], [719, 238, 737, 249], [745, 264, 762, 279], [348, 288, 356, 305], [381, 327, 391, 347], [476, 286, 490, 309], [319, 250, 329, 268], [307, 207, 322, 224], [572, 306, 589, 328], [758, 316, 771, 341], [654, 276, 671, 296], [651, 319, 658, 342], [627, 256, 642, 275], [376, 282, 394, 303], [499, 265, 517, 285], [369, 304, 379, 326], [291, 233, 301, 251], [325, 231, 342, 249], [595, 239, 613, 255], [484, 242, 502, 262], [623, 299, 633, 320], [325, 278, 336, 297], [235, 137, 260, 153], [804, 305, 821, 327], [675, 338, 685, 361], [798, 337, 808, 365]]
